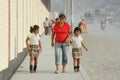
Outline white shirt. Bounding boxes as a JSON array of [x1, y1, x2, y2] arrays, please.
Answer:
[[28, 33, 40, 45], [72, 35, 83, 48], [43, 20, 50, 27]]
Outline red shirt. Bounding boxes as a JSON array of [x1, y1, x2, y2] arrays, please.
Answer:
[[53, 22, 71, 43]]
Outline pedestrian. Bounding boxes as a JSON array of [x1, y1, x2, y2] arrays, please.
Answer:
[[51, 18, 60, 31], [78, 18, 88, 33], [51, 14, 72, 74], [71, 27, 88, 72], [100, 19, 106, 31], [26, 25, 42, 73], [55, 18, 60, 24], [43, 17, 50, 35], [49, 19, 54, 34]]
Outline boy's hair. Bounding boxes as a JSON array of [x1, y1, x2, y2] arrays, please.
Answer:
[[74, 27, 81, 33], [30, 25, 39, 33], [33, 25, 39, 31]]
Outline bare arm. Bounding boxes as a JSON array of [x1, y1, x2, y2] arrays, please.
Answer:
[[65, 29, 72, 45], [26, 37, 29, 47], [51, 30, 55, 47], [81, 41, 88, 51], [26, 37, 31, 51], [39, 40, 42, 52]]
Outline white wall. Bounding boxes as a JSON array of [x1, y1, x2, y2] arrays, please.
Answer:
[[10, 0, 17, 60], [0, 0, 50, 72], [0, 0, 9, 71], [18, 0, 23, 53]]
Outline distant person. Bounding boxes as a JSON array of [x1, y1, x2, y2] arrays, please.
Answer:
[[71, 27, 88, 72], [49, 19, 54, 34], [55, 18, 60, 24], [51, 14, 72, 74], [78, 18, 88, 33], [100, 19, 106, 31], [26, 25, 42, 73], [51, 18, 60, 31], [43, 17, 50, 35]]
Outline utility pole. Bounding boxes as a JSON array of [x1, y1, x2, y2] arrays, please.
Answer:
[[64, 0, 66, 15], [71, 0, 74, 27]]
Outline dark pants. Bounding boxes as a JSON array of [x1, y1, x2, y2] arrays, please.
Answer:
[[44, 27, 49, 35]]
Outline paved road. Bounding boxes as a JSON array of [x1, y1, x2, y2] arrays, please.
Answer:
[[81, 23, 120, 80]]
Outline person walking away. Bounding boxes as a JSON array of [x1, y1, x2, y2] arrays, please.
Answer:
[[49, 19, 54, 34], [51, 14, 72, 74], [100, 19, 106, 31], [51, 18, 60, 31], [71, 27, 88, 72], [43, 17, 50, 35], [26, 25, 42, 73], [78, 18, 88, 33]]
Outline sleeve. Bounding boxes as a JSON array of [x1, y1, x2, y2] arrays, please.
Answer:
[[37, 34, 41, 41], [71, 37, 74, 41], [80, 36, 83, 41], [66, 22, 71, 31], [43, 21, 45, 24], [28, 33, 31, 38]]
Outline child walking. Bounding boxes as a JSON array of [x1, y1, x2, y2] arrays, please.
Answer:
[[26, 25, 42, 73], [71, 27, 88, 72]]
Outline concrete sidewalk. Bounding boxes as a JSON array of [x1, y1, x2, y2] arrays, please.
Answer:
[[10, 35, 89, 80]]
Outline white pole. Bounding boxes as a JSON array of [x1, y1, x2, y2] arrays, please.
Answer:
[[64, 0, 66, 15], [71, 0, 74, 27]]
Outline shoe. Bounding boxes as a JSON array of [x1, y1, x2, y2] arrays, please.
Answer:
[[74, 69, 77, 72], [74, 66, 77, 72], [55, 70, 59, 74], [33, 64, 37, 73], [77, 66, 80, 72], [77, 70, 80, 72], [30, 65, 33, 73], [62, 70, 66, 73]]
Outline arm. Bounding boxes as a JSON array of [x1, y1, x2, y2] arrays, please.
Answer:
[[81, 41, 88, 51], [51, 30, 55, 47], [39, 40, 42, 52], [65, 29, 72, 45], [26, 37, 31, 51]]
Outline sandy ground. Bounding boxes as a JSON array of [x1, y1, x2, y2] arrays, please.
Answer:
[[81, 23, 120, 80]]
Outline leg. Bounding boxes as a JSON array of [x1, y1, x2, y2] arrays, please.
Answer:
[[55, 64, 59, 74], [45, 27, 47, 35], [77, 58, 80, 72], [30, 56, 34, 73], [46, 27, 49, 35], [62, 45, 69, 72], [33, 57, 38, 72], [54, 42, 61, 73], [74, 58, 77, 72]]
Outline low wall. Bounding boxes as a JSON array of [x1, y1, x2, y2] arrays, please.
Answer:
[[0, 48, 27, 80]]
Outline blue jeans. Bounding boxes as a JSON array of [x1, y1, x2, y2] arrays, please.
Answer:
[[55, 42, 69, 65]]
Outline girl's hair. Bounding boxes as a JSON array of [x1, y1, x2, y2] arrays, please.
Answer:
[[30, 26, 34, 33], [30, 25, 39, 33], [74, 27, 81, 33]]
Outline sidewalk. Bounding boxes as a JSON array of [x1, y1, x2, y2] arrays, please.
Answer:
[[10, 35, 89, 80]]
